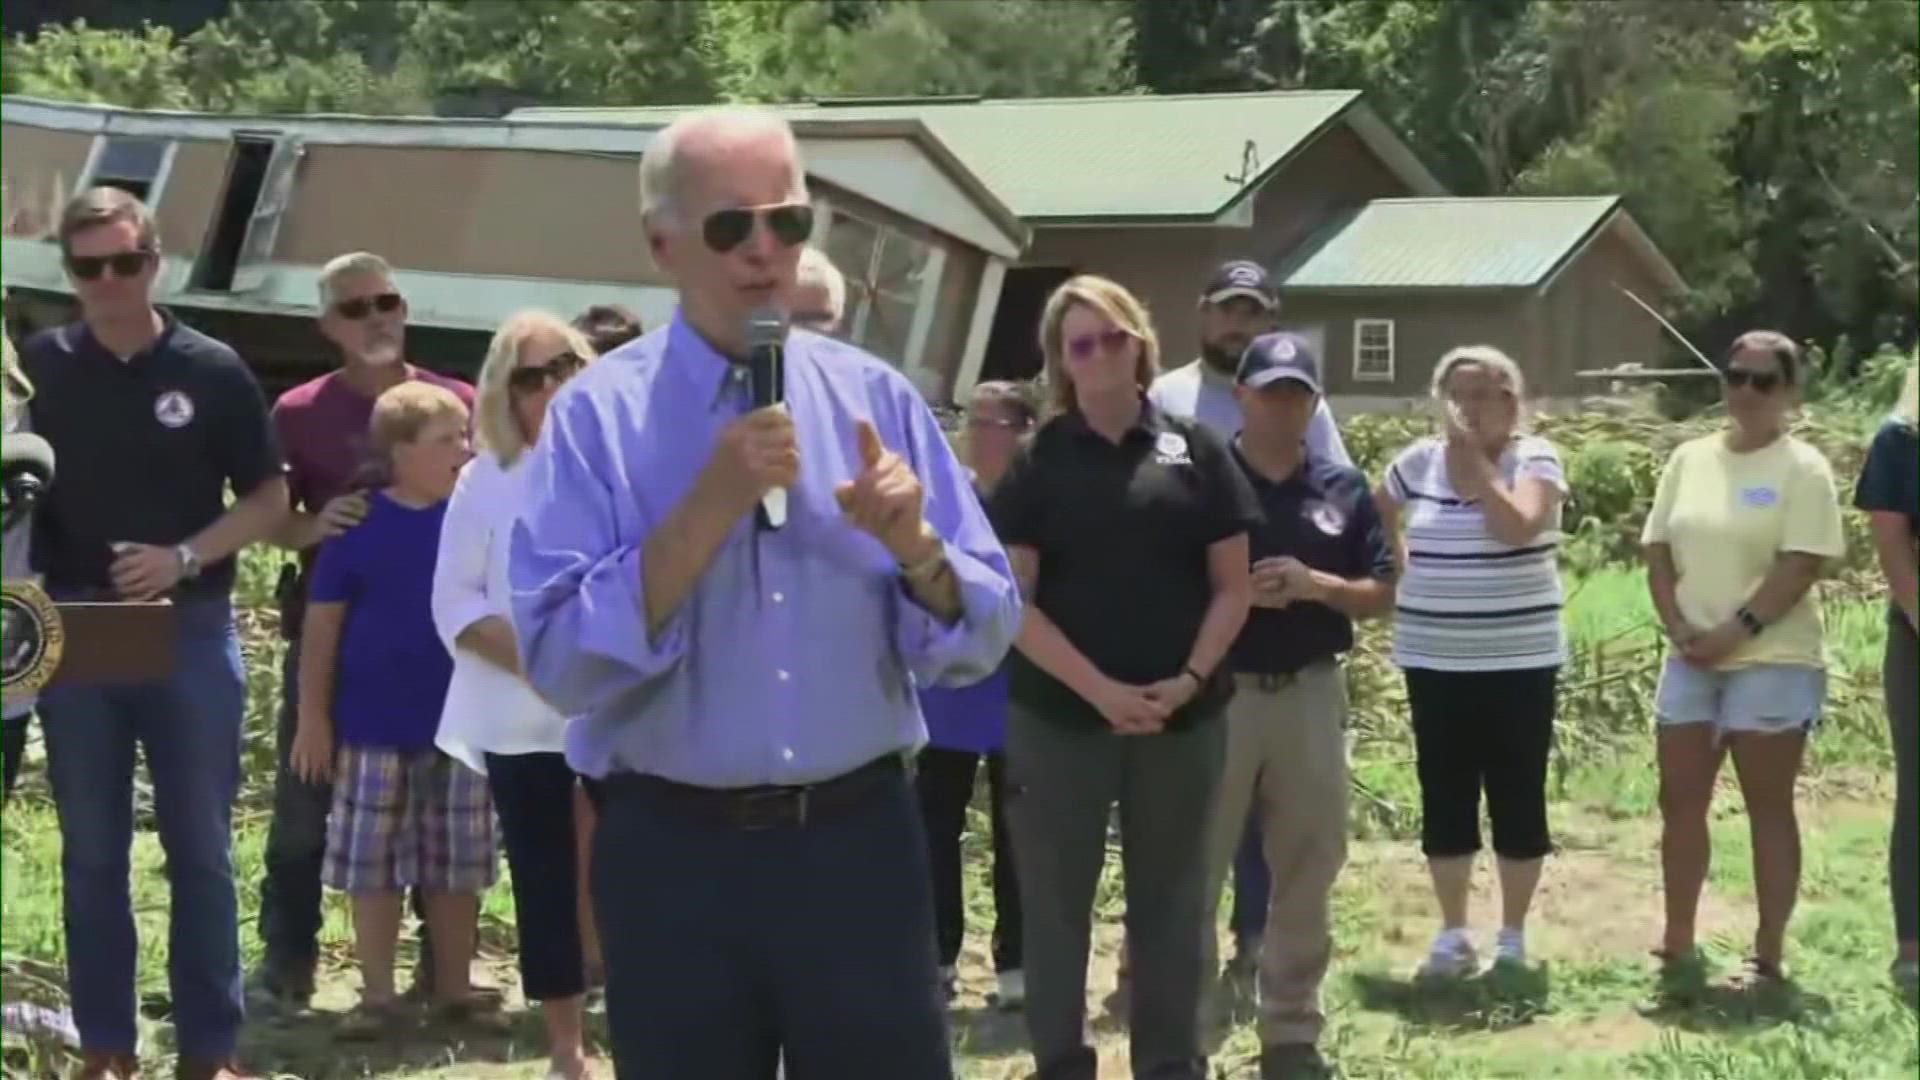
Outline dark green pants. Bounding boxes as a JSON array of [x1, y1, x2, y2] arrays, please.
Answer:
[[1005, 705, 1225, 1080]]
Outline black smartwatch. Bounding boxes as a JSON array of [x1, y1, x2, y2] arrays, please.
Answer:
[[1734, 606, 1765, 637]]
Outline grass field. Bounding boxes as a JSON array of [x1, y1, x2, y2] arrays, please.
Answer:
[[3, 562, 1916, 1079]]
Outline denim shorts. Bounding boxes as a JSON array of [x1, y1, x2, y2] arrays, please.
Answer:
[[1654, 656, 1826, 738]]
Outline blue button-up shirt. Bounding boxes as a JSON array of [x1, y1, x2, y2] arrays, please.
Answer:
[[508, 314, 1021, 788]]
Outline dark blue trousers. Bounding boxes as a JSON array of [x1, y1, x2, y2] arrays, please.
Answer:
[[593, 764, 953, 1080]]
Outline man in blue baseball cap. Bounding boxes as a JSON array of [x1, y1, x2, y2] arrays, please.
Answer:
[[1146, 260, 1352, 982], [1198, 331, 1395, 1080]]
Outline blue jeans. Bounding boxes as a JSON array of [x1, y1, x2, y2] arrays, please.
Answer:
[[40, 596, 246, 1059], [1231, 810, 1271, 940]]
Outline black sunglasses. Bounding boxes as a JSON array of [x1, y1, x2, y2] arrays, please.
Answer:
[[1723, 367, 1783, 394], [508, 352, 585, 393], [65, 249, 154, 281], [702, 204, 815, 254], [334, 292, 404, 320]]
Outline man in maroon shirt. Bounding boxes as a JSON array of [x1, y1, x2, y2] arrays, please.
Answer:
[[253, 252, 476, 1009]]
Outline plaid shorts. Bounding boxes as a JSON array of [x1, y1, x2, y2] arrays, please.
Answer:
[[322, 745, 498, 895]]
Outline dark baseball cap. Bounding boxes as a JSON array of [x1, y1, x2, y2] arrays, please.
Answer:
[[1236, 331, 1322, 394], [1202, 259, 1277, 309]]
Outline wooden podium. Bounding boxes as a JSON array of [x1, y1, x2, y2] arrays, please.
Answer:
[[2, 583, 176, 695]]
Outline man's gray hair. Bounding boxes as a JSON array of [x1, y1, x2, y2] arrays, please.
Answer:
[[638, 107, 806, 229], [317, 251, 394, 310], [795, 247, 846, 321]]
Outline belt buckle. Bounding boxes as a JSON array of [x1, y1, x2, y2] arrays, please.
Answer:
[[735, 786, 808, 830]]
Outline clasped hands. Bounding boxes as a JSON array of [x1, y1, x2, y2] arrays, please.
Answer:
[[1252, 555, 1326, 610]]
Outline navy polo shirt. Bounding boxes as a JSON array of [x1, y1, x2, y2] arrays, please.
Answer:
[[989, 402, 1260, 730], [22, 314, 283, 600], [1229, 443, 1395, 676]]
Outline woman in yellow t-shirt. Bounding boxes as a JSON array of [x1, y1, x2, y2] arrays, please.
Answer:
[[1641, 330, 1844, 981]]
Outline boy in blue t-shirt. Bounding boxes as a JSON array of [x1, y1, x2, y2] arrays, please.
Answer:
[[289, 381, 496, 1029]]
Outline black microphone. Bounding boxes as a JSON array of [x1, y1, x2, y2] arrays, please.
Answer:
[[1, 431, 54, 536], [746, 307, 788, 530]]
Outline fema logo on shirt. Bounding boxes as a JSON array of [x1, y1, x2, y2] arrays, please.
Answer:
[[1739, 486, 1779, 508], [1154, 431, 1192, 465], [1307, 500, 1346, 536], [153, 390, 195, 429]]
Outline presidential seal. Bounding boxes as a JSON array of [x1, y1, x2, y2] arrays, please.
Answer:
[[1, 579, 62, 696]]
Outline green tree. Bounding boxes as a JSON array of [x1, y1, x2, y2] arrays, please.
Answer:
[[3, 20, 195, 109]]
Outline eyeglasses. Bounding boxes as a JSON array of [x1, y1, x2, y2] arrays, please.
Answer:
[[1065, 328, 1134, 361], [508, 352, 585, 394], [702, 204, 815, 254], [334, 293, 404, 320], [1723, 367, 1782, 394], [65, 250, 153, 281]]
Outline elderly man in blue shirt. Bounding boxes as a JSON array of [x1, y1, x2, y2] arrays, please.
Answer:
[[509, 107, 1020, 1080]]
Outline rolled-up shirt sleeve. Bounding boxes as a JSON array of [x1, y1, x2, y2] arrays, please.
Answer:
[[431, 459, 496, 655], [508, 390, 689, 718], [889, 397, 1021, 689]]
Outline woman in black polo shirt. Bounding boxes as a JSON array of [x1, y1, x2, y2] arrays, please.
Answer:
[[990, 274, 1257, 1080]]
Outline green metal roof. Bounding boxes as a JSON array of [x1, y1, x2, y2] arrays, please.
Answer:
[[511, 91, 1389, 221], [1276, 196, 1677, 290]]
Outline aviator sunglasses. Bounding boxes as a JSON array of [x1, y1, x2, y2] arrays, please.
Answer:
[[65, 249, 154, 281], [702, 204, 815, 254], [1722, 367, 1782, 394], [334, 292, 404, 320], [1065, 328, 1134, 361], [509, 351, 585, 394]]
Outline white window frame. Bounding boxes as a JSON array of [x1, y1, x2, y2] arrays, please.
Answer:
[[230, 133, 306, 293], [1352, 318, 1396, 383], [75, 134, 179, 208], [824, 208, 943, 371]]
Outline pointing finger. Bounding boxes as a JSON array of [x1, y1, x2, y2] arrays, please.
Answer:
[[856, 420, 884, 471]]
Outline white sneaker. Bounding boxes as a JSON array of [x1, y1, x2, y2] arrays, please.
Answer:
[[1493, 928, 1527, 968], [1417, 929, 1479, 978], [994, 968, 1027, 1010]]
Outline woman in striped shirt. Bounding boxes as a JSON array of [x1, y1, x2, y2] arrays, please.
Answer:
[[1376, 345, 1568, 978]]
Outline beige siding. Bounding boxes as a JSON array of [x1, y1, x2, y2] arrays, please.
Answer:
[[157, 139, 227, 257], [1236, 123, 1417, 266], [1, 124, 93, 237], [275, 145, 670, 284]]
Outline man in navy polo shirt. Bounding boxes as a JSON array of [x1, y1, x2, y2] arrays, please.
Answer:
[[1198, 332, 1394, 1080], [23, 187, 287, 1080]]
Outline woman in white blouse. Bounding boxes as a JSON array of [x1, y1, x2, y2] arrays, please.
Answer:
[[434, 310, 598, 1080]]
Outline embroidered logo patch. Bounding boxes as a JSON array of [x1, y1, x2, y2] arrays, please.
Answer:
[[1309, 501, 1346, 536], [1739, 486, 1779, 508], [1154, 431, 1192, 465], [153, 390, 195, 429]]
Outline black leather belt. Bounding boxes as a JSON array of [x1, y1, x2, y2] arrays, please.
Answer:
[[599, 753, 904, 831]]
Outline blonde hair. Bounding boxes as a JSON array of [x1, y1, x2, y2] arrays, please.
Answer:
[[370, 381, 469, 461], [1430, 344, 1528, 402], [317, 251, 395, 310], [1037, 275, 1160, 414], [476, 310, 597, 466]]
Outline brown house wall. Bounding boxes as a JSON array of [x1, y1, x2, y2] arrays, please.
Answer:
[[1277, 292, 1536, 397], [1017, 119, 1418, 373], [1540, 229, 1672, 379]]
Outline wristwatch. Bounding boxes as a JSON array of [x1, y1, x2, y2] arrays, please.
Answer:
[[175, 543, 203, 581]]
